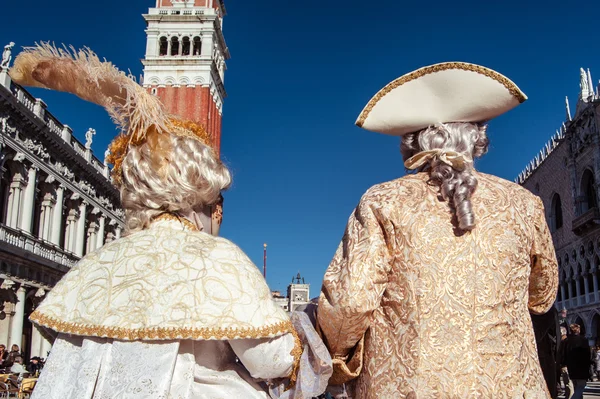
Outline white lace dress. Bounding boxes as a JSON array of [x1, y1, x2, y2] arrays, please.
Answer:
[[32, 333, 296, 399]]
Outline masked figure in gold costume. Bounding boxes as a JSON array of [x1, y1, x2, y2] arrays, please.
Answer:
[[317, 63, 558, 399]]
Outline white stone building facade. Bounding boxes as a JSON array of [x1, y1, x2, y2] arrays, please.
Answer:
[[0, 50, 124, 361], [519, 68, 600, 343]]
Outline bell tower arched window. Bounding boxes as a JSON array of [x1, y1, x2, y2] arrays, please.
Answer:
[[170, 37, 180, 56], [182, 37, 191, 56], [193, 36, 202, 55], [159, 36, 168, 56]]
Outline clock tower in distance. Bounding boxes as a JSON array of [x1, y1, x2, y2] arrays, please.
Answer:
[[142, 0, 229, 154]]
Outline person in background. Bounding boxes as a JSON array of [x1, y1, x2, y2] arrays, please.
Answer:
[[9, 356, 26, 375], [562, 324, 590, 399], [0, 344, 8, 367], [7, 345, 21, 365], [27, 357, 43, 377], [558, 327, 573, 399], [594, 346, 600, 381], [531, 306, 560, 399], [559, 309, 569, 333]]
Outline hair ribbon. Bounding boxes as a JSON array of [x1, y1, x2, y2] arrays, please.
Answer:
[[404, 149, 473, 171]]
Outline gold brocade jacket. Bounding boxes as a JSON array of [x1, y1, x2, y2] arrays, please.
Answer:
[[317, 172, 559, 399]]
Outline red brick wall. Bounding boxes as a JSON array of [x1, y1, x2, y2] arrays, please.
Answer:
[[150, 85, 221, 154]]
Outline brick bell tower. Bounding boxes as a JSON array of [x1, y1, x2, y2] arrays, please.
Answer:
[[142, 0, 229, 154]]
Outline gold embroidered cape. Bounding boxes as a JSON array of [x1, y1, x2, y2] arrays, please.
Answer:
[[317, 172, 559, 399], [31, 219, 292, 341]]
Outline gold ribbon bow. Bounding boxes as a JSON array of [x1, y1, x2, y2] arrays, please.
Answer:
[[404, 149, 473, 171]]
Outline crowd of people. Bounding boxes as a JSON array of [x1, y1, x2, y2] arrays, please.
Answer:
[[0, 344, 44, 377]]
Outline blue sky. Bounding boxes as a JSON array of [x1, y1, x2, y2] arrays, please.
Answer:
[[1, 0, 599, 295]]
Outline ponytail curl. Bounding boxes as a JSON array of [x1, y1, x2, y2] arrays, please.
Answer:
[[401, 122, 489, 231]]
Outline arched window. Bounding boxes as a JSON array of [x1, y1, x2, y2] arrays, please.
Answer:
[[193, 36, 201, 55], [581, 169, 597, 213], [182, 37, 191, 56], [159, 36, 168, 56], [170, 37, 180, 56], [550, 194, 563, 231]]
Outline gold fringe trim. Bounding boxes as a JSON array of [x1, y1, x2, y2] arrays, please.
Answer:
[[356, 62, 527, 127], [285, 327, 303, 390], [30, 311, 294, 341]]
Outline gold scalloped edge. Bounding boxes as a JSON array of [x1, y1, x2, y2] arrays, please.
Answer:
[[30, 311, 293, 341], [285, 327, 303, 391], [356, 62, 527, 128]]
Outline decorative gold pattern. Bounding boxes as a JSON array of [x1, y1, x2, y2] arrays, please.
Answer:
[[152, 213, 199, 232], [286, 327, 304, 389], [30, 312, 294, 341], [317, 172, 558, 398], [356, 62, 528, 127], [31, 218, 292, 341]]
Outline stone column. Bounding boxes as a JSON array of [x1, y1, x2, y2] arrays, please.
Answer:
[[8, 286, 26, 350], [30, 323, 43, 358], [75, 201, 87, 257], [96, 215, 106, 248], [39, 191, 54, 241], [576, 278, 582, 306], [50, 185, 65, 246], [20, 166, 38, 233], [86, 221, 98, 254], [594, 272, 599, 303], [67, 210, 77, 253], [560, 284, 567, 307], [7, 174, 25, 229], [167, 36, 172, 56], [568, 280, 574, 308]]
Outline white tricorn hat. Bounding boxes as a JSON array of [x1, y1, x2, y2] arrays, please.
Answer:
[[355, 62, 527, 136]]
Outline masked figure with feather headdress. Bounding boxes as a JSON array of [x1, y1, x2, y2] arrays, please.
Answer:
[[10, 44, 331, 399]]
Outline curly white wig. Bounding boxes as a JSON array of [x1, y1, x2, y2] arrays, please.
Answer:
[[401, 122, 489, 231], [120, 133, 231, 233]]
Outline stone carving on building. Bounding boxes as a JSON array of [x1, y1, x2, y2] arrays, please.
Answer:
[[55, 161, 75, 180], [1, 42, 15, 70], [78, 180, 96, 197], [21, 138, 50, 160]]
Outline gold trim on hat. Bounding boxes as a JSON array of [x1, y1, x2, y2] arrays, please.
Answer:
[[30, 311, 294, 341], [356, 62, 527, 128]]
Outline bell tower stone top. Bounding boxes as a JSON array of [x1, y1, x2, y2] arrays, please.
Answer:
[[142, 0, 229, 153]]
